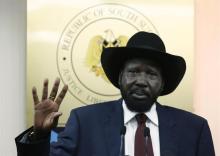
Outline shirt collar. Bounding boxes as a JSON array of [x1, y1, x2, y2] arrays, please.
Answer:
[[122, 100, 158, 126]]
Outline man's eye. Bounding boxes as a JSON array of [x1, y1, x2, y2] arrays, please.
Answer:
[[148, 72, 159, 79], [128, 70, 138, 74], [125, 70, 138, 76], [149, 72, 157, 76]]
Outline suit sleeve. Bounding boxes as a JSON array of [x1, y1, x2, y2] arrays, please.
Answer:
[[196, 120, 215, 156], [15, 127, 50, 156], [50, 109, 80, 156], [15, 109, 80, 156]]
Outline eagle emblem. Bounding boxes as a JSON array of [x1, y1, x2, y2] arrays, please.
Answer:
[[85, 29, 128, 83]]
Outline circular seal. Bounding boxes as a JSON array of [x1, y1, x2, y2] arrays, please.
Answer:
[[57, 3, 158, 105]]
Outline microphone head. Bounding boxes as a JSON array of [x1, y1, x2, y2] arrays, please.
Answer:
[[120, 126, 127, 135], [144, 127, 150, 137]]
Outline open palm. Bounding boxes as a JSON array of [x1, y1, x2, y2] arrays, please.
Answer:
[[32, 78, 68, 136]]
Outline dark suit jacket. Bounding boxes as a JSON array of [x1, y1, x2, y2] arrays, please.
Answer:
[[15, 99, 215, 156]]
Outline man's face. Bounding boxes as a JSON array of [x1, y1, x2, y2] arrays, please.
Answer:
[[119, 58, 164, 112]]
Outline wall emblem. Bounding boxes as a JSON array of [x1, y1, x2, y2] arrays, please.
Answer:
[[57, 3, 158, 104]]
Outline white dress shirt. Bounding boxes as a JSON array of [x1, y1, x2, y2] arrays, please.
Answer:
[[122, 101, 160, 156]]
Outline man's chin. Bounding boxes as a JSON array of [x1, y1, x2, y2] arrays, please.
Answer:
[[124, 97, 155, 113]]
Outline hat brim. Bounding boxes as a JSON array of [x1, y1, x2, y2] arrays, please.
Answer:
[[101, 47, 186, 95]]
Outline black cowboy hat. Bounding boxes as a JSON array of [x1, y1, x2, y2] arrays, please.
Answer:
[[101, 31, 186, 95]]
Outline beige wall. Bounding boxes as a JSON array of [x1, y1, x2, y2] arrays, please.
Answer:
[[194, 0, 220, 155]]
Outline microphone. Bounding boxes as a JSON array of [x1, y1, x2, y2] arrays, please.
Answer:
[[119, 126, 126, 156], [121, 126, 127, 136], [144, 126, 150, 144], [144, 127, 150, 137], [144, 127, 150, 154]]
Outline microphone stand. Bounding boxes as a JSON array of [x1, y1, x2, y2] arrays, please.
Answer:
[[119, 126, 127, 156]]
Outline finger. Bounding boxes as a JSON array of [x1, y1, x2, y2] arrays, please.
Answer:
[[49, 78, 60, 101], [42, 79, 49, 101], [55, 84, 68, 106], [32, 87, 40, 105]]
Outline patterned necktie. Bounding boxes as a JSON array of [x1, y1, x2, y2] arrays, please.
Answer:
[[135, 113, 154, 156]]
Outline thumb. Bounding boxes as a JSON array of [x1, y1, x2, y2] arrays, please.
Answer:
[[50, 112, 62, 128], [53, 112, 63, 119]]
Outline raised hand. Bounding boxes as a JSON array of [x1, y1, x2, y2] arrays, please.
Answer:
[[32, 78, 68, 138]]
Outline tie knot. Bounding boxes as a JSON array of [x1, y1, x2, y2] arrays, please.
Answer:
[[135, 113, 147, 125]]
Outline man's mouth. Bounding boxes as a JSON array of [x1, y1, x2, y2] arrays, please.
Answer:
[[131, 90, 150, 100]]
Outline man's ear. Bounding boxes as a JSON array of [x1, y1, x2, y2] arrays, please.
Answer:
[[118, 71, 123, 87], [160, 79, 165, 94]]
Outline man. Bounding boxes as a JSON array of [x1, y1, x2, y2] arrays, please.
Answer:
[[15, 32, 215, 156]]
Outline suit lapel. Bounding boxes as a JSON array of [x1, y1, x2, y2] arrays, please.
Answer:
[[102, 101, 179, 156], [156, 103, 179, 156], [103, 99, 124, 156]]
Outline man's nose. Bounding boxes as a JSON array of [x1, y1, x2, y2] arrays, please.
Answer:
[[135, 74, 148, 87]]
